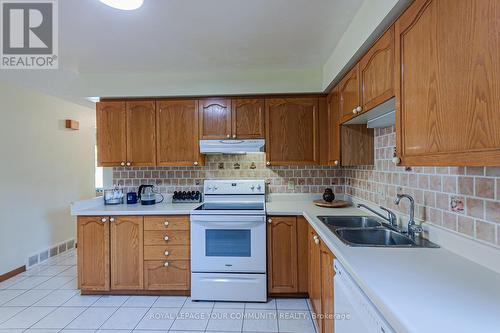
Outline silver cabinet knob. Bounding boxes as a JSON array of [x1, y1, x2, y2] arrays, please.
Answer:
[[126, 162, 131, 166], [232, 134, 236, 138], [356, 106, 362, 112], [120, 162, 125, 166], [334, 160, 339, 166], [164, 236, 169, 241], [194, 161, 199, 166], [164, 262, 169, 267], [267, 218, 272, 224], [164, 251, 170, 256], [226, 134, 230, 138], [101, 218, 107, 223], [266, 161, 271, 166], [164, 221, 169, 226], [109, 217, 115, 222], [352, 108, 357, 114], [392, 156, 402, 165]]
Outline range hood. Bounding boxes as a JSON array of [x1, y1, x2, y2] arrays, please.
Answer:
[[344, 98, 396, 128], [200, 139, 265, 154]]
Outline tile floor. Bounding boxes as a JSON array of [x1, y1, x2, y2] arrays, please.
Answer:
[[0, 250, 316, 333]]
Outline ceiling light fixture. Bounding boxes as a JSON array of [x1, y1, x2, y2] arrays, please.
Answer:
[[99, 0, 144, 10]]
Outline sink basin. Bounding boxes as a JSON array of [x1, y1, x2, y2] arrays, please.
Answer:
[[318, 216, 383, 229], [335, 228, 415, 247]]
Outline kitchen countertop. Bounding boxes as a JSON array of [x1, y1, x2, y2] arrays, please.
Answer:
[[71, 197, 201, 216], [267, 198, 500, 333], [71, 195, 500, 332]]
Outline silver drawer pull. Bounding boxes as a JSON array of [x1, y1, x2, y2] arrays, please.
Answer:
[[164, 236, 169, 241], [164, 262, 169, 267], [164, 251, 170, 256], [164, 221, 169, 226]]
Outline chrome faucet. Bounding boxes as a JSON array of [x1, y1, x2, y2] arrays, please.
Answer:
[[357, 204, 399, 230], [394, 194, 423, 239]]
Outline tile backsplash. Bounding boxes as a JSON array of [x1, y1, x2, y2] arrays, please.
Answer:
[[344, 126, 500, 248], [113, 153, 345, 195], [112, 126, 499, 248]]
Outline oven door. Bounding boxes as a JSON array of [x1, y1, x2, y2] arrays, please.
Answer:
[[190, 214, 266, 273]]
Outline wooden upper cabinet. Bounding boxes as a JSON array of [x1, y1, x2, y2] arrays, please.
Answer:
[[231, 98, 265, 139], [110, 216, 144, 290], [339, 65, 361, 123], [395, 0, 500, 166], [126, 101, 156, 167], [327, 87, 341, 166], [267, 216, 298, 294], [265, 98, 319, 166], [96, 101, 127, 167], [199, 98, 232, 140], [77, 217, 110, 292], [156, 99, 203, 166], [359, 25, 395, 111]]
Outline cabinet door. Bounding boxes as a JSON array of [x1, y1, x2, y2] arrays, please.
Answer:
[[110, 216, 144, 290], [231, 98, 265, 139], [341, 125, 374, 166], [144, 260, 190, 291], [339, 65, 361, 123], [126, 101, 156, 166], [265, 98, 319, 166], [77, 217, 110, 291], [320, 243, 335, 333], [395, 0, 500, 166], [308, 225, 322, 333], [267, 216, 298, 294], [199, 98, 232, 140], [327, 87, 341, 166], [359, 26, 395, 111], [156, 99, 202, 166], [96, 101, 126, 167]]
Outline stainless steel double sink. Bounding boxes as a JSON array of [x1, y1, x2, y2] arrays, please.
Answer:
[[317, 216, 439, 248]]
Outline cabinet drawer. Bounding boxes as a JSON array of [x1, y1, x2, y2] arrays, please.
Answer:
[[144, 230, 189, 246], [144, 245, 190, 261], [144, 216, 190, 231], [144, 260, 190, 291]]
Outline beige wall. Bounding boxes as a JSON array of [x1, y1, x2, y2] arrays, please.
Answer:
[[0, 82, 95, 274]]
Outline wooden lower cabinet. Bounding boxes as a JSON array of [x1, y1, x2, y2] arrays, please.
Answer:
[[267, 216, 308, 295], [77, 215, 191, 294], [320, 243, 335, 333], [143, 215, 191, 292], [77, 217, 110, 292], [308, 224, 322, 332], [144, 260, 190, 291], [110, 216, 144, 290]]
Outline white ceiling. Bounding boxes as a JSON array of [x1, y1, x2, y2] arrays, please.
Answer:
[[1, 0, 367, 105]]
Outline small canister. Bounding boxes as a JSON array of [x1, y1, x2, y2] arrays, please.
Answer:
[[127, 192, 138, 204]]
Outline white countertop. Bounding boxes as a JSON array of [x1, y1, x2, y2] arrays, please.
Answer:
[[267, 198, 500, 333], [72, 195, 500, 333], [71, 197, 200, 216]]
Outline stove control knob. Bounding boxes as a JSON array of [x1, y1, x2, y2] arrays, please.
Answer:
[[213, 186, 218, 191], [256, 184, 262, 191], [250, 185, 255, 190], [207, 186, 212, 191]]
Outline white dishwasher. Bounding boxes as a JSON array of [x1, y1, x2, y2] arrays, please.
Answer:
[[334, 260, 395, 333]]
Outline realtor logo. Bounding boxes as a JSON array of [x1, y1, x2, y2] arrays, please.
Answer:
[[1, 0, 58, 69]]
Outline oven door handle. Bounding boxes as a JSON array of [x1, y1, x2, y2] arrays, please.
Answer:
[[191, 215, 266, 223]]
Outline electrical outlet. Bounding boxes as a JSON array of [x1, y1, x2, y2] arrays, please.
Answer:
[[287, 180, 295, 191]]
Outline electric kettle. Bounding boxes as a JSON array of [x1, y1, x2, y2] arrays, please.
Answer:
[[138, 185, 164, 205]]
